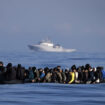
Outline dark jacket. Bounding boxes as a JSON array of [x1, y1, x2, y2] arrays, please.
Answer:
[[16, 67, 25, 80]]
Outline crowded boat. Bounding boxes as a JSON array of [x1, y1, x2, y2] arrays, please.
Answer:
[[0, 61, 105, 84]]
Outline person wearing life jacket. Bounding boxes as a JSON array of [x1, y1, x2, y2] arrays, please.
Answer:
[[68, 70, 75, 84], [71, 65, 79, 84], [68, 65, 76, 84]]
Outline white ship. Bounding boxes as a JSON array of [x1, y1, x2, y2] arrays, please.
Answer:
[[28, 39, 76, 52]]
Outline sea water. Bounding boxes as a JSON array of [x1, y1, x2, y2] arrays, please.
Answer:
[[0, 51, 105, 105]]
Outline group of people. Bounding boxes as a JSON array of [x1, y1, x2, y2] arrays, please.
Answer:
[[0, 61, 105, 84]]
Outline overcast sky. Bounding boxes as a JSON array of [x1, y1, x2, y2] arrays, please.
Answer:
[[0, 0, 105, 52]]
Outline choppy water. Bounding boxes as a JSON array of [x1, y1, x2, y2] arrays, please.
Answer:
[[0, 51, 105, 105], [0, 83, 105, 105]]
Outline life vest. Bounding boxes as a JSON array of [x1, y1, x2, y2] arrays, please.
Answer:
[[68, 72, 75, 84]]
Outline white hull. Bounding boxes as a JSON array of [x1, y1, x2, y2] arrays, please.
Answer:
[[28, 45, 76, 52]]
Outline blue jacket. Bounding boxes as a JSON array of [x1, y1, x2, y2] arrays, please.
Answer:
[[40, 72, 45, 79], [102, 70, 105, 79]]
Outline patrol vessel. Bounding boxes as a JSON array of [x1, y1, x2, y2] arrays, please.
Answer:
[[28, 39, 76, 52]]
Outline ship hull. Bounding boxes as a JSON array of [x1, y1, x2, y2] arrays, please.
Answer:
[[28, 45, 76, 52]]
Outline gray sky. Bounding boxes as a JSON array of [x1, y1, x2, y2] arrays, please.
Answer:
[[0, 0, 105, 52]]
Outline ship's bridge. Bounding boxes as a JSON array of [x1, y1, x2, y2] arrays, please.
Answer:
[[39, 40, 54, 47]]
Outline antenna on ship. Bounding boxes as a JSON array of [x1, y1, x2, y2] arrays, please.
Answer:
[[46, 37, 52, 43], [47, 37, 50, 41]]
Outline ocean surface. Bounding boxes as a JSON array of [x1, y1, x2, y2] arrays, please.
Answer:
[[0, 51, 105, 105]]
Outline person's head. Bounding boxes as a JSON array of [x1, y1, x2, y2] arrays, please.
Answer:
[[57, 65, 61, 70], [96, 66, 102, 72], [0, 61, 3, 66], [32, 66, 36, 71], [7, 63, 12, 68], [29, 67, 32, 70], [49, 68, 53, 73], [85, 64, 91, 70], [81, 66, 85, 72], [97, 66, 103, 72], [81, 66, 85, 70], [77, 66, 81, 72], [53, 67, 57, 72], [39, 68, 43, 72], [89, 67, 93, 72], [44, 67, 49, 71], [71, 65, 76, 71], [18, 64, 21, 68]]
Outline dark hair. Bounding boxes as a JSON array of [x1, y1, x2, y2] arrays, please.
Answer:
[[85, 64, 91, 70], [7, 63, 12, 68], [32, 66, 36, 71], [97, 66, 103, 71], [44, 67, 49, 71], [17, 64, 21, 68], [0, 61, 3, 65], [71, 65, 76, 70], [81, 66, 85, 71], [57, 65, 61, 68]]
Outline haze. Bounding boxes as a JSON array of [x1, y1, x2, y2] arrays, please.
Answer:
[[0, 0, 105, 53]]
